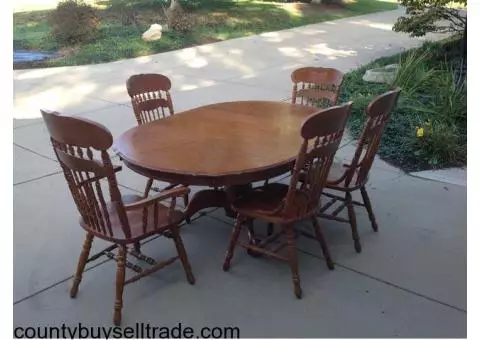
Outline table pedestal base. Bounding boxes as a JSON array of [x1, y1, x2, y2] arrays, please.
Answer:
[[184, 189, 230, 218], [183, 184, 252, 219], [183, 185, 263, 257]]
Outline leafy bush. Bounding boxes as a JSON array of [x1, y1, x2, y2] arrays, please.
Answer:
[[391, 49, 436, 97], [393, 0, 466, 37], [108, 0, 140, 26], [340, 38, 466, 172], [410, 69, 466, 125], [168, 12, 195, 32], [48, 0, 101, 45], [164, 0, 195, 33], [414, 120, 465, 167]]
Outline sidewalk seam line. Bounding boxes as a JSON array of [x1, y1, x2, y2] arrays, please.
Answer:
[[297, 248, 467, 314], [14, 143, 58, 162], [13, 104, 120, 130], [14, 170, 64, 186]]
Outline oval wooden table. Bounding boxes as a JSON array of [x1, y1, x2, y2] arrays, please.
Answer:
[[114, 100, 318, 245]]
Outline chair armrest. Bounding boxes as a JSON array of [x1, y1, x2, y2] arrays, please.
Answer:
[[124, 186, 190, 211]]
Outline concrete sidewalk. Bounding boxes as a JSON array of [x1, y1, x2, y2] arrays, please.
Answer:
[[13, 9, 466, 337]]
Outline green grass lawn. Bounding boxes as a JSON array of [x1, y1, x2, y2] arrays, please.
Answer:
[[13, 0, 398, 68]]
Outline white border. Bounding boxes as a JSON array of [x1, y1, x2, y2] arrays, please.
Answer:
[[8, 1, 473, 339], [467, 1, 477, 339], [6, 0, 14, 339]]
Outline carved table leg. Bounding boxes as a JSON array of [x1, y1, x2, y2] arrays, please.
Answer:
[[183, 184, 261, 257], [161, 189, 228, 239], [184, 189, 228, 219], [183, 185, 252, 220]]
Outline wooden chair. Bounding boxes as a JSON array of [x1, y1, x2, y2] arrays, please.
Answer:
[[222, 102, 353, 299], [291, 67, 344, 108], [126, 73, 189, 216], [289, 67, 344, 174], [263, 67, 344, 191], [41, 109, 195, 325], [318, 88, 402, 253]]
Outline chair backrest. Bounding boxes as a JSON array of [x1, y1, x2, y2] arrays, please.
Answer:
[[345, 88, 402, 187], [283, 102, 353, 217], [41, 110, 132, 239], [291, 67, 344, 108], [126, 73, 174, 125]]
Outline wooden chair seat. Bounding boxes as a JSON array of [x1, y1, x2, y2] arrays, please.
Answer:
[[232, 183, 309, 223], [79, 194, 184, 243]]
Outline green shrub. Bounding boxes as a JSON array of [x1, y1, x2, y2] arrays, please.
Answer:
[[164, 0, 195, 33], [48, 0, 101, 45], [108, 0, 139, 26], [414, 120, 465, 167], [417, 66, 466, 125], [392, 49, 436, 98], [340, 38, 466, 172], [168, 12, 195, 33]]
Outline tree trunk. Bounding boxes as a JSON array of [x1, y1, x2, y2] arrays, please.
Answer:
[[165, 0, 184, 30], [169, 0, 182, 10]]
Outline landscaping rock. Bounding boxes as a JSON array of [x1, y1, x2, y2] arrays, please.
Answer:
[[362, 64, 399, 84], [142, 24, 163, 42]]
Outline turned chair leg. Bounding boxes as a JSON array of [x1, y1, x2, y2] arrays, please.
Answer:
[[113, 245, 126, 326], [285, 224, 302, 299], [345, 192, 362, 253], [144, 178, 154, 197], [360, 186, 378, 232], [311, 217, 335, 270], [170, 226, 195, 284], [184, 192, 191, 224], [266, 223, 274, 236], [223, 215, 245, 271], [70, 232, 94, 298], [245, 218, 263, 258]]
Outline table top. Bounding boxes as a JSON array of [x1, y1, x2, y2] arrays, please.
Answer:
[[114, 100, 318, 187]]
